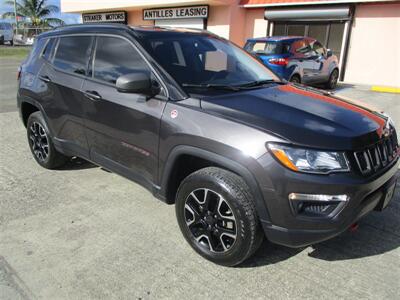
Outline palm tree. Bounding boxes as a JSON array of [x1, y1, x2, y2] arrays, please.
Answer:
[[2, 0, 65, 27]]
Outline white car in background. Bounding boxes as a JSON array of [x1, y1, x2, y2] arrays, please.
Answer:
[[0, 22, 14, 45]]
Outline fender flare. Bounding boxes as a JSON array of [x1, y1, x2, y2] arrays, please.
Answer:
[[18, 96, 56, 136], [159, 145, 272, 223]]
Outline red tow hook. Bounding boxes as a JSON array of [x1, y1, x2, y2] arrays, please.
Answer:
[[349, 222, 359, 232]]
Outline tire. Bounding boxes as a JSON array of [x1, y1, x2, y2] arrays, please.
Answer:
[[325, 69, 339, 89], [175, 167, 264, 266], [26, 111, 68, 169], [289, 75, 301, 84], [9, 40, 13, 46]]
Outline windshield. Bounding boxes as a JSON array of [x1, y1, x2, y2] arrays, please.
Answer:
[[137, 32, 279, 89], [244, 41, 290, 55]]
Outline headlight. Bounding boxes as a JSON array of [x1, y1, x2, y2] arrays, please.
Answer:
[[267, 143, 350, 174]]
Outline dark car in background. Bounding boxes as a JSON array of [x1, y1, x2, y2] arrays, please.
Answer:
[[17, 24, 399, 266], [244, 36, 339, 89]]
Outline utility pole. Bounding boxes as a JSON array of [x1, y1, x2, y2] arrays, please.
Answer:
[[13, 0, 18, 35]]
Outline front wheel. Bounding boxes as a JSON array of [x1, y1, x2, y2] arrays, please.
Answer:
[[175, 167, 264, 266], [27, 111, 68, 169], [289, 75, 301, 84], [325, 69, 339, 89]]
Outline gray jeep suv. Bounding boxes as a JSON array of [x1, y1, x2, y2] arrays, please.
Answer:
[[17, 24, 399, 266]]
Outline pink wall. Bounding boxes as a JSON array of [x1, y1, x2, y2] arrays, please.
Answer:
[[207, 5, 231, 40], [205, 4, 265, 46], [244, 8, 268, 41], [127, 10, 154, 26], [345, 3, 400, 87]]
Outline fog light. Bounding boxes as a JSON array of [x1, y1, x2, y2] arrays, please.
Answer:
[[288, 193, 349, 202]]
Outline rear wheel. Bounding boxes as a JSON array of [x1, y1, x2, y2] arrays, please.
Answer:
[[290, 74, 301, 84], [175, 167, 264, 266], [325, 69, 339, 89], [27, 111, 68, 169]]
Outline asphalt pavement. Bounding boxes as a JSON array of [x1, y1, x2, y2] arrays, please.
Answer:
[[1, 57, 400, 299]]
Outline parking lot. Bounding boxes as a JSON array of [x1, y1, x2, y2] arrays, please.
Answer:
[[1, 56, 400, 299]]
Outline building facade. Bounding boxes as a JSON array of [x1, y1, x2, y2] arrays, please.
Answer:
[[61, 0, 400, 87]]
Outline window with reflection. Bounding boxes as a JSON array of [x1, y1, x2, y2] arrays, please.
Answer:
[[53, 36, 93, 75], [93, 37, 150, 84]]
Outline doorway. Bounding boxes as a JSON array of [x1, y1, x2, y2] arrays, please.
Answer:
[[273, 22, 345, 60]]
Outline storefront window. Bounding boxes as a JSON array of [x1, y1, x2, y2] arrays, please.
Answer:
[[273, 23, 286, 36], [287, 24, 306, 36], [273, 22, 345, 61], [327, 23, 345, 60], [308, 24, 327, 45]]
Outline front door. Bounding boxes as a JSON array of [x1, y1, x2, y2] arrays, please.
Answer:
[[81, 35, 167, 187], [290, 39, 316, 83]]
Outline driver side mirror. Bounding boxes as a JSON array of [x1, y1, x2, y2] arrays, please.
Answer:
[[326, 49, 333, 57], [116, 71, 154, 95]]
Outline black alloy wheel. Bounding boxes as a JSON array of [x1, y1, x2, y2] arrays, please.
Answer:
[[26, 111, 68, 169], [184, 188, 237, 253], [176, 167, 264, 266], [29, 121, 50, 162]]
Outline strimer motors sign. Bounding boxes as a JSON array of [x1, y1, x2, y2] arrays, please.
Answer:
[[82, 11, 127, 24], [143, 5, 209, 20]]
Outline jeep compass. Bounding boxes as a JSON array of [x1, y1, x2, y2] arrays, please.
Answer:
[[17, 24, 399, 266]]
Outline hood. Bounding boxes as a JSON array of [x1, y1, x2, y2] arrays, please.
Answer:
[[200, 84, 388, 150]]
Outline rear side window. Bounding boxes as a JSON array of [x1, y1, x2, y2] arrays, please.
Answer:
[[54, 36, 93, 75], [93, 36, 150, 84], [292, 39, 311, 56], [245, 41, 289, 55], [42, 38, 55, 61]]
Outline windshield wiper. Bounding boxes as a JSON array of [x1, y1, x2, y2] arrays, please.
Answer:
[[182, 83, 240, 91], [236, 79, 280, 88]]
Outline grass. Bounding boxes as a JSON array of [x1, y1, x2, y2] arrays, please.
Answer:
[[0, 46, 31, 59]]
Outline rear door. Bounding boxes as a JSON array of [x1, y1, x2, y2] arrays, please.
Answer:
[[37, 35, 94, 157], [81, 35, 167, 187]]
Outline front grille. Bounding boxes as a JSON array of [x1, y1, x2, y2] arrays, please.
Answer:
[[354, 128, 399, 175]]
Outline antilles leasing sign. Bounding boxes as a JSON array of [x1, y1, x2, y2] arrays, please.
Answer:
[[143, 5, 208, 20]]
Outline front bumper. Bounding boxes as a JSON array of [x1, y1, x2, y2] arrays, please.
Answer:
[[256, 153, 399, 248]]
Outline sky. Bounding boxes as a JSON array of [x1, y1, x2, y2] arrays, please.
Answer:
[[0, 0, 81, 24]]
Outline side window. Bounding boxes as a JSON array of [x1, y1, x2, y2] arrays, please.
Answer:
[[42, 38, 55, 61], [311, 41, 325, 56], [93, 36, 150, 84], [53, 36, 93, 75], [293, 39, 313, 57]]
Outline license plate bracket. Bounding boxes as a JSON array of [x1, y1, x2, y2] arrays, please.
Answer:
[[375, 181, 396, 211]]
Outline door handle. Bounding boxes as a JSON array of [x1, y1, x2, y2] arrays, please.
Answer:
[[39, 75, 51, 83], [84, 90, 102, 101]]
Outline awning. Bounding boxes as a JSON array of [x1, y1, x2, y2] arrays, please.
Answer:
[[264, 5, 351, 21], [240, 0, 331, 6], [240, 0, 394, 7]]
